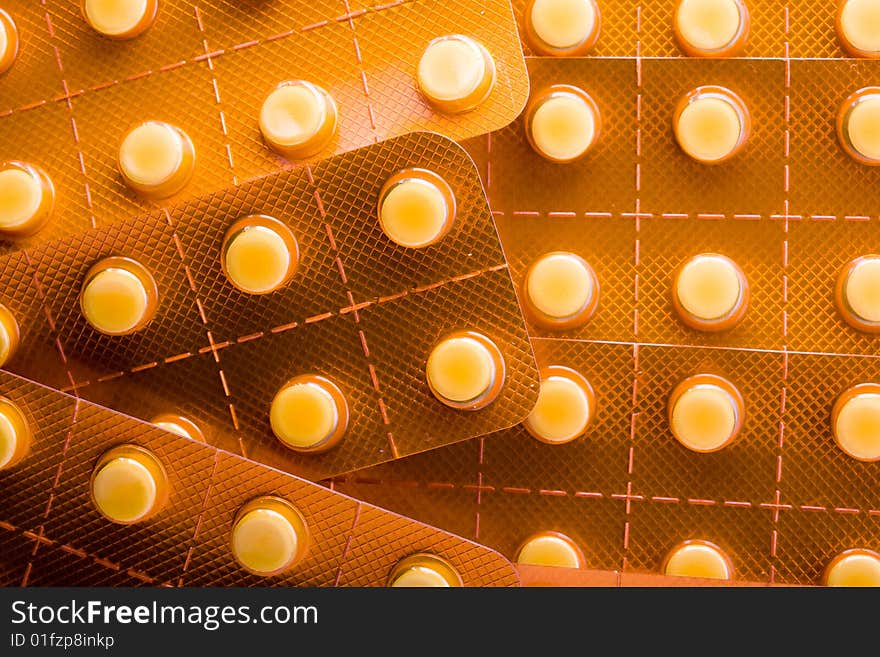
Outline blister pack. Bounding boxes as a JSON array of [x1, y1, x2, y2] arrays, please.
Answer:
[[0, 369, 519, 587], [0, 0, 527, 252], [334, 2, 880, 587], [0, 132, 539, 481]]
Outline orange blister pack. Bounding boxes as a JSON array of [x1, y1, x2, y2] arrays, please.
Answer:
[[0, 132, 539, 482], [509, 0, 874, 59], [333, 3, 880, 587], [0, 0, 527, 253], [0, 369, 519, 587]]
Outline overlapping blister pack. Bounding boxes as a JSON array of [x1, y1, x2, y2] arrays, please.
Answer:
[[335, 0, 880, 587]]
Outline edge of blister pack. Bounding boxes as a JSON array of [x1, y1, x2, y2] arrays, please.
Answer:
[[0, 131, 540, 482], [0, 368, 520, 587]]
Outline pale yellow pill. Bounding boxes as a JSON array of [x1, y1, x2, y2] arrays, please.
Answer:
[[225, 226, 292, 294], [379, 178, 450, 248], [0, 399, 28, 470], [81, 267, 150, 335], [676, 0, 743, 52], [839, 0, 880, 55], [232, 508, 301, 576], [153, 420, 192, 438], [388, 554, 462, 587], [676, 254, 742, 321], [664, 541, 732, 579], [119, 122, 184, 188], [0, 10, 17, 75], [834, 392, 880, 461], [516, 533, 584, 569], [0, 306, 15, 367], [92, 457, 158, 523], [529, 0, 598, 51], [0, 408, 21, 469], [530, 91, 598, 162], [676, 94, 745, 163], [524, 371, 593, 444], [151, 414, 204, 442], [0, 328, 8, 367], [270, 381, 339, 450], [845, 93, 880, 161], [83, 0, 154, 37], [825, 550, 880, 586], [260, 83, 331, 151], [0, 168, 43, 232], [843, 257, 880, 323], [417, 35, 495, 112], [526, 253, 595, 321], [427, 336, 495, 404], [391, 566, 452, 587], [671, 383, 738, 452]]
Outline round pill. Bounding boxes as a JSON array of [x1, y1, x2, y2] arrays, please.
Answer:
[[674, 0, 749, 56], [388, 554, 462, 587], [377, 170, 456, 249], [516, 531, 585, 569], [673, 253, 748, 331], [663, 540, 733, 579], [231, 498, 308, 576], [118, 121, 195, 198], [259, 80, 338, 159], [832, 385, 880, 462], [270, 375, 348, 452], [524, 366, 595, 445], [80, 258, 158, 336], [417, 34, 496, 114], [838, 0, 880, 57], [669, 374, 744, 453], [525, 86, 600, 163], [524, 252, 599, 328], [391, 566, 451, 587], [824, 549, 880, 586], [838, 89, 880, 165], [0, 397, 30, 470], [525, 0, 600, 56], [151, 413, 204, 442], [0, 9, 20, 75], [0, 303, 19, 368], [674, 87, 750, 164], [837, 256, 880, 331], [426, 331, 505, 410], [222, 216, 298, 295], [91, 446, 167, 524], [82, 269, 148, 334], [82, 0, 158, 39], [0, 162, 55, 238]]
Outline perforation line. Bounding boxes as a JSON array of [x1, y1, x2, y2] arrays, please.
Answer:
[[332, 502, 362, 586], [307, 166, 399, 458], [1, 0, 418, 119], [621, 5, 643, 571], [195, 5, 238, 186], [528, 336, 880, 361], [162, 208, 246, 456], [769, 6, 793, 585], [341, 0, 379, 140], [498, 209, 879, 222], [2, 517, 158, 584], [18, 245, 83, 585], [55, 261, 509, 393], [177, 449, 220, 586], [42, 3, 96, 232], [331, 477, 880, 519]]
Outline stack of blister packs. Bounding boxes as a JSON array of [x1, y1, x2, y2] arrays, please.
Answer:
[[1, 0, 879, 588]]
